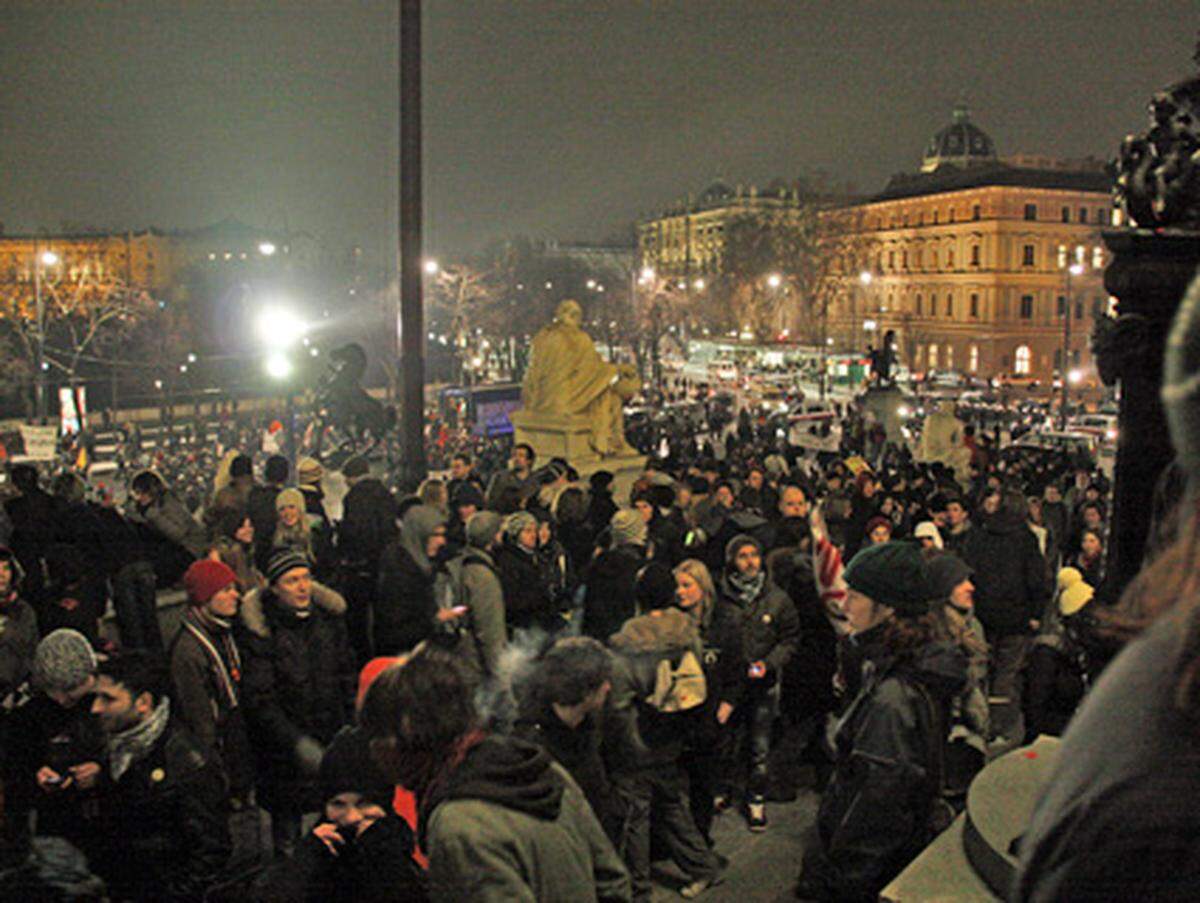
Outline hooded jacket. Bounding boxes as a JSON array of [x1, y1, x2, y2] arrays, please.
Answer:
[[375, 506, 447, 654], [236, 583, 355, 813], [422, 735, 631, 902], [798, 639, 968, 902], [608, 608, 704, 772], [962, 509, 1049, 637]]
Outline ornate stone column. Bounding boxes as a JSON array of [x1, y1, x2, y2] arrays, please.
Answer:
[[1097, 229, 1200, 595], [1098, 52, 1200, 595]]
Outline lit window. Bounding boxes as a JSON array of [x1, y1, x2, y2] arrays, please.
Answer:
[[929, 344, 939, 369], [1015, 345, 1032, 374], [1092, 246, 1103, 269], [969, 345, 979, 372], [946, 344, 955, 370]]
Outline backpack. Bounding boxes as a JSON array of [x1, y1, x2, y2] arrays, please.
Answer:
[[645, 649, 707, 713], [432, 552, 495, 646]]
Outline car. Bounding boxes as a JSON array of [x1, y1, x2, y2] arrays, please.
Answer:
[[708, 359, 738, 382], [1012, 429, 1099, 466], [996, 373, 1042, 389], [1069, 413, 1118, 445]]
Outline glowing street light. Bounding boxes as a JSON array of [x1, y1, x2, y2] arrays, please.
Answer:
[[693, 278, 705, 291], [586, 279, 597, 289], [859, 270, 873, 286], [424, 259, 440, 275], [258, 241, 277, 256], [639, 266, 656, 284], [256, 306, 307, 348], [767, 273, 782, 289], [264, 353, 293, 380], [1068, 368, 1084, 385], [40, 250, 60, 267]]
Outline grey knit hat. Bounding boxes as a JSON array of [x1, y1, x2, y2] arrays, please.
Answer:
[[266, 548, 311, 585], [32, 629, 97, 694], [466, 511, 504, 550], [503, 511, 538, 543], [611, 509, 648, 547]]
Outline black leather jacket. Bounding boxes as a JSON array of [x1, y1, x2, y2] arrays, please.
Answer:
[[798, 639, 967, 902]]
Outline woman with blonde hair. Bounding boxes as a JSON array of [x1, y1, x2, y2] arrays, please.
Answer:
[[673, 558, 744, 845]]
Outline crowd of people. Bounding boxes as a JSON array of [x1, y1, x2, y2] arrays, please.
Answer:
[[0, 385, 1182, 902]]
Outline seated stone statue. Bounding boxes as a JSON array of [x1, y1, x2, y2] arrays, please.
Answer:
[[522, 299, 640, 457]]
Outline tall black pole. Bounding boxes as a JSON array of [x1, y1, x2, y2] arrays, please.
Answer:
[[399, 0, 426, 485]]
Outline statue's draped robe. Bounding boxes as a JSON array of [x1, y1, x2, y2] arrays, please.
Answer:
[[522, 320, 637, 456]]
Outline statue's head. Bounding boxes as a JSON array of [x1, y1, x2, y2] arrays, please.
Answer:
[[554, 299, 583, 328]]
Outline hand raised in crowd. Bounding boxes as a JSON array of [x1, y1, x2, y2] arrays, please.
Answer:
[[69, 761, 102, 790]]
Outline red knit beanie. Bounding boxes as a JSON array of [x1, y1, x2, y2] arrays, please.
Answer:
[[184, 560, 239, 606]]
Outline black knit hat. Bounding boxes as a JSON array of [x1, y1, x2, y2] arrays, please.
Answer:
[[844, 541, 932, 618], [318, 726, 395, 810]]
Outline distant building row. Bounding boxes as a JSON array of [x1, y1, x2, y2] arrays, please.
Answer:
[[638, 103, 1113, 383]]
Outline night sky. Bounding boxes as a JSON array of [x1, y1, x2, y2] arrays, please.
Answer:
[[0, 1, 1194, 262]]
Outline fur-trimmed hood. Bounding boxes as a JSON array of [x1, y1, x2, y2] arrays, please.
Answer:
[[239, 581, 346, 639], [609, 607, 699, 653]]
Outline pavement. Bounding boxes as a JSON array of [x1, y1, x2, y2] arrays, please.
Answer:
[[651, 791, 819, 903]]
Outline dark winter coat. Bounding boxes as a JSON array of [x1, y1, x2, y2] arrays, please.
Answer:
[[88, 717, 231, 902], [130, 491, 207, 585], [796, 640, 967, 902], [247, 483, 282, 572], [1014, 614, 1200, 902], [169, 617, 255, 799], [962, 510, 1049, 637], [421, 735, 631, 902], [375, 541, 438, 654], [581, 544, 645, 642], [338, 478, 398, 571], [255, 816, 427, 903], [495, 541, 558, 634], [0, 594, 38, 702], [718, 573, 800, 684], [236, 585, 355, 813]]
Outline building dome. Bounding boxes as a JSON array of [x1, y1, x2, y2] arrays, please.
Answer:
[[920, 103, 997, 173], [697, 180, 735, 206]]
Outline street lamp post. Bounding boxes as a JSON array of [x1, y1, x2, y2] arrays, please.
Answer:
[[1061, 258, 1084, 428], [34, 249, 59, 423]]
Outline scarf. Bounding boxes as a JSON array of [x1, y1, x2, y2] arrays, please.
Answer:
[[183, 606, 242, 709], [108, 697, 171, 781], [728, 570, 766, 606]]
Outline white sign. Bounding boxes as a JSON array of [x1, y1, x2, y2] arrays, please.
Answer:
[[15, 425, 58, 461]]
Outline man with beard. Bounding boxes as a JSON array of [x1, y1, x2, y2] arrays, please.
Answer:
[[361, 646, 631, 902], [87, 651, 230, 902]]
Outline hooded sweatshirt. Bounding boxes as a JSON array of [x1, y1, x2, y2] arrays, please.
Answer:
[[422, 734, 631, 903]]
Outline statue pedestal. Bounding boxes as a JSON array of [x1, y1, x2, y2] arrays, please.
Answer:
[[861, 384, 909, 445], [510, 409, 644, 490]]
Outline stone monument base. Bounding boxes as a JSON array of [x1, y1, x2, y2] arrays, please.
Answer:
[[510, 408, 644, 500], [861, 384, 910, 445]]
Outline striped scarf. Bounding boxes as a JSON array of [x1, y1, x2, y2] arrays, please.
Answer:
[[183, 607, 242, 709]]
